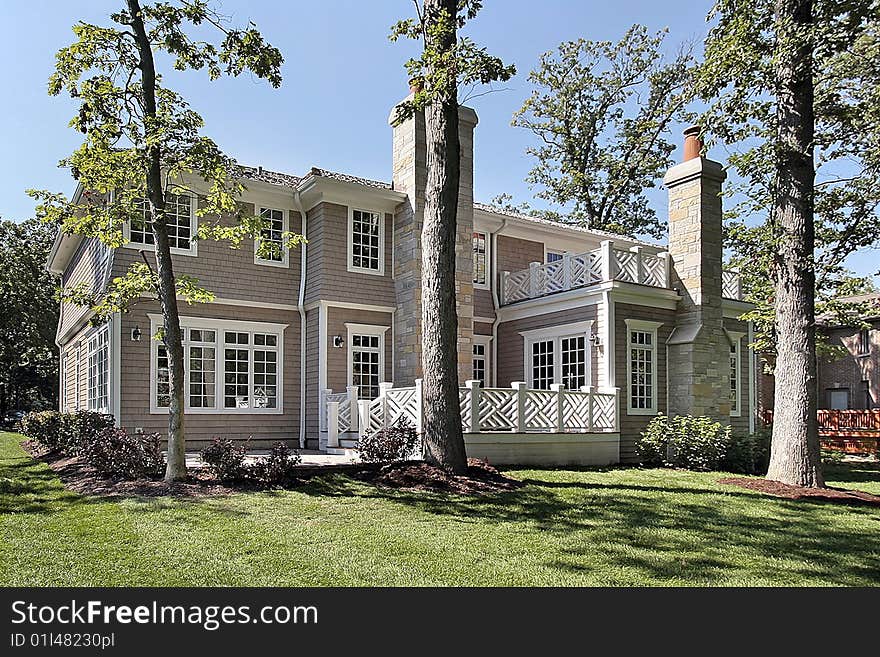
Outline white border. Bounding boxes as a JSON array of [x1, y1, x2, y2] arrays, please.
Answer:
[[624, 319, 663, 416], [147, 313, 287, 415], [519, 320, 594, 390], [254, 206, 290, 268], [347, 207, 385, 276]]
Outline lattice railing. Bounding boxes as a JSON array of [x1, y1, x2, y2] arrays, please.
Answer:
[[501, 242, 668, 305], [320, 390, 351, 432], [722, 270, 742, 300], [337, 380, 620, 443]]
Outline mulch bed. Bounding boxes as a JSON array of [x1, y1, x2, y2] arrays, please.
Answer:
[[21, 440, 237, 498], [20, 440, 519, 498], [719, 476, 880, 507], [354, 458, 523, 495]]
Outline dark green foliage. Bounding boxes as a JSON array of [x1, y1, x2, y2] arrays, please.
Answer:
[[82, 427, 165, 479], [247, 441, 301, 487], [358, 419, 420, 464], [19, 409, 114, 455], [18, 411, 65, 451], [200, 437, 248, 482], [722, 429, 772, 475], [637, 415, 732, 471]]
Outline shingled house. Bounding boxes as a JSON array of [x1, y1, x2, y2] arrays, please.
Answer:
[[48, 97, 755, 465]]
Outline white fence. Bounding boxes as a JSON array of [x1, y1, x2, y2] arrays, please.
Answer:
[[722, 270, 742, 300], [325, 380, 619, 449], [501, 240, 670, 305]]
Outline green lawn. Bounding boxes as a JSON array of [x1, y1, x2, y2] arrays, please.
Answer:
[[1, 431, 878, 586]]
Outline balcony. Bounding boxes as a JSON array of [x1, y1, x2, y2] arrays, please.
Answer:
[[499, 242, 744, 305]]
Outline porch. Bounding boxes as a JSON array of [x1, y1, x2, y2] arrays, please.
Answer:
[[499, 239, 743, 305], [321, 381, 621, 466]]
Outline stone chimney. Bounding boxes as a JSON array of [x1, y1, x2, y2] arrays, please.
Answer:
[[389, 98, 477, 385], [664, 127, 731, 420]]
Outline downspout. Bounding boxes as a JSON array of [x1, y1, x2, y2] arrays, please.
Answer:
[[294, 190, 308, 449], [490, 217, 510, 386]]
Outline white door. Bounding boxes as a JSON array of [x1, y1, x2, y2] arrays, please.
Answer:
[[828, 389, 849, 410]]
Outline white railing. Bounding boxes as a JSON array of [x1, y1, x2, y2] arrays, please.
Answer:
[[325, 380, 620, 447], [722, 270, 742, 300], [501, 240, 669, 305], [320, 386, 360, 446]]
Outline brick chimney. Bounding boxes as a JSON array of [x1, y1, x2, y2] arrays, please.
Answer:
[[389, 97, 477, 385], [664, 126, 731, 420]]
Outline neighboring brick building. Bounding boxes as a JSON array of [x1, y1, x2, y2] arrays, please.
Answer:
[[760, 293, 880, 412]]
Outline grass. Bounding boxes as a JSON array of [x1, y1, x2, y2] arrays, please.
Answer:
[[1, 431, 879, 586]]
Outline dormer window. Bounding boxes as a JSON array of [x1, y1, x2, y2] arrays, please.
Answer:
[[127, 193, 197, 255], [348, 208, 384, 275]]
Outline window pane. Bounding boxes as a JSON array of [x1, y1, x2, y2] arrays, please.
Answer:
[[189, 345, 215, 409], [531, 340, 554, 390], [257, 207, 285, 262], [351, 209, 381, 271], [224, 348, 250, 408], [560, 335, 586, 390], [629, 330, 654, 410], [472, 343, 486, 385], [472, 232, 487, 285], [352, 334, 381, 399]]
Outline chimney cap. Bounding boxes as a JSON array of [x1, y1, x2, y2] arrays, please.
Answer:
[[683, 125, 703, 162]]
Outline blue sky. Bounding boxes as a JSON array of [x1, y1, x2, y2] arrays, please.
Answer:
[[1, 0, 876, 280]]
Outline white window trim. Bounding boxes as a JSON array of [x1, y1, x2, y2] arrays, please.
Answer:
[[472, 334, 492, 385], [473, 231, 490, 290], [345, 323, 389, 396], [148, 314, 287, 415], [519, 320, 593, 390], [625, 319, 662, 416], [254, 206, 289, 268], [123, 193, 198, 257], [726, 330, 745, 417], [347, 207, 385, 276], [86, 323, 111, 414]]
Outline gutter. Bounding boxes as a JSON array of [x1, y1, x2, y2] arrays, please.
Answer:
[[490, 216, 510, 386], [293, 190, 308, 449]]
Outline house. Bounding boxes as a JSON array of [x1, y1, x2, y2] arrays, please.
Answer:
[[47, 96, 756, 465], [761, 293, 880, 412]]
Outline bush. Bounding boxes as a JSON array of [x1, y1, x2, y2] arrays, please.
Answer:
[[19, 411, 65, 451], [201, 437, 249, 481], [357, 418, 420, 463], [64, 411, 115, 454], [18, 410, 114, 455], [248, 442, 301, 486], [637, 415, 732, 471], [821, 448, 845, 465], [82, 427, 165, 480]]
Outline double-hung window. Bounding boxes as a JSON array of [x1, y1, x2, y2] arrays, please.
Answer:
[[857, 328, 871, 356], [87, 323, 110, 413], [473, 232, 489, 288], [727, 331, 744, 417], [255, 207, 288, 266], [348, 208, 384, 275], [151, 316, 284, 413], [346, 323, 388, 401], [129, 193, 196, 254], [472, 338, 491, 386], [625, 320, 662, 415], [520, 321, 593, 391]]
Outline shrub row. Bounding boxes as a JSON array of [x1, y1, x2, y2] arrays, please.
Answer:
[[200, 438, 301, 487], [19, 410, 164, 480], [636, 415, 771, 475]]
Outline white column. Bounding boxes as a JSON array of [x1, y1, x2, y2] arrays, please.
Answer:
[[357, 400, 371, 440], [346, 385, 359, 433], [529, 261, 541, 298], [414, 378, 424, 434], [581, 385, 594, 432], [465, 379, 481, 433], [600, 240, 614, 281], [551, 383, 565, 432], [512, 381, 527, 433], [562, 253, 573, 290], [629, 245, 643, 284], [500, 271, 510, 305], [659, 252, 672, 289], [327, 401, 339, 448]]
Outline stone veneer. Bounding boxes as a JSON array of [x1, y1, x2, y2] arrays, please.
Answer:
[[389, 99, 476, 385], [663, 157, 731, 421]]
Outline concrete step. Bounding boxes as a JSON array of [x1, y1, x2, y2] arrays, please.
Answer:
[[325, 447, 359, 458]]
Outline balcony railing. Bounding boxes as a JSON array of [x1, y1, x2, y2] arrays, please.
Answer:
[[722, 270, 743, 300], [500, 242, 670, 305]]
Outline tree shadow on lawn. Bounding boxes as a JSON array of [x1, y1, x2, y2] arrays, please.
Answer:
[[824, 461, 880, 487], [0, 454, 99, 516], [299, 469, 880, 585]]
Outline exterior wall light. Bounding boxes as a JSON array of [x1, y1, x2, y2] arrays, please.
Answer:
[[131, 326, 142, 342]]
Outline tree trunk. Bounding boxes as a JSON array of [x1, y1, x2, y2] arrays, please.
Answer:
[[766, 0, 824, 487], [128, 0, 187, 482], [420, 0, 468, 474]]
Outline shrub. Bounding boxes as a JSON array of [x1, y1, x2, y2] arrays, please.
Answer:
[[64, 411, 115, 454], [19, 411, 65, 451], [82, 428, 165, 479], [637, 414, 732, 471], [821, 448, 845, 465], [248, 441, 301, 486], [357, 418, 420, 463], [201, 437, 249, 481]]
